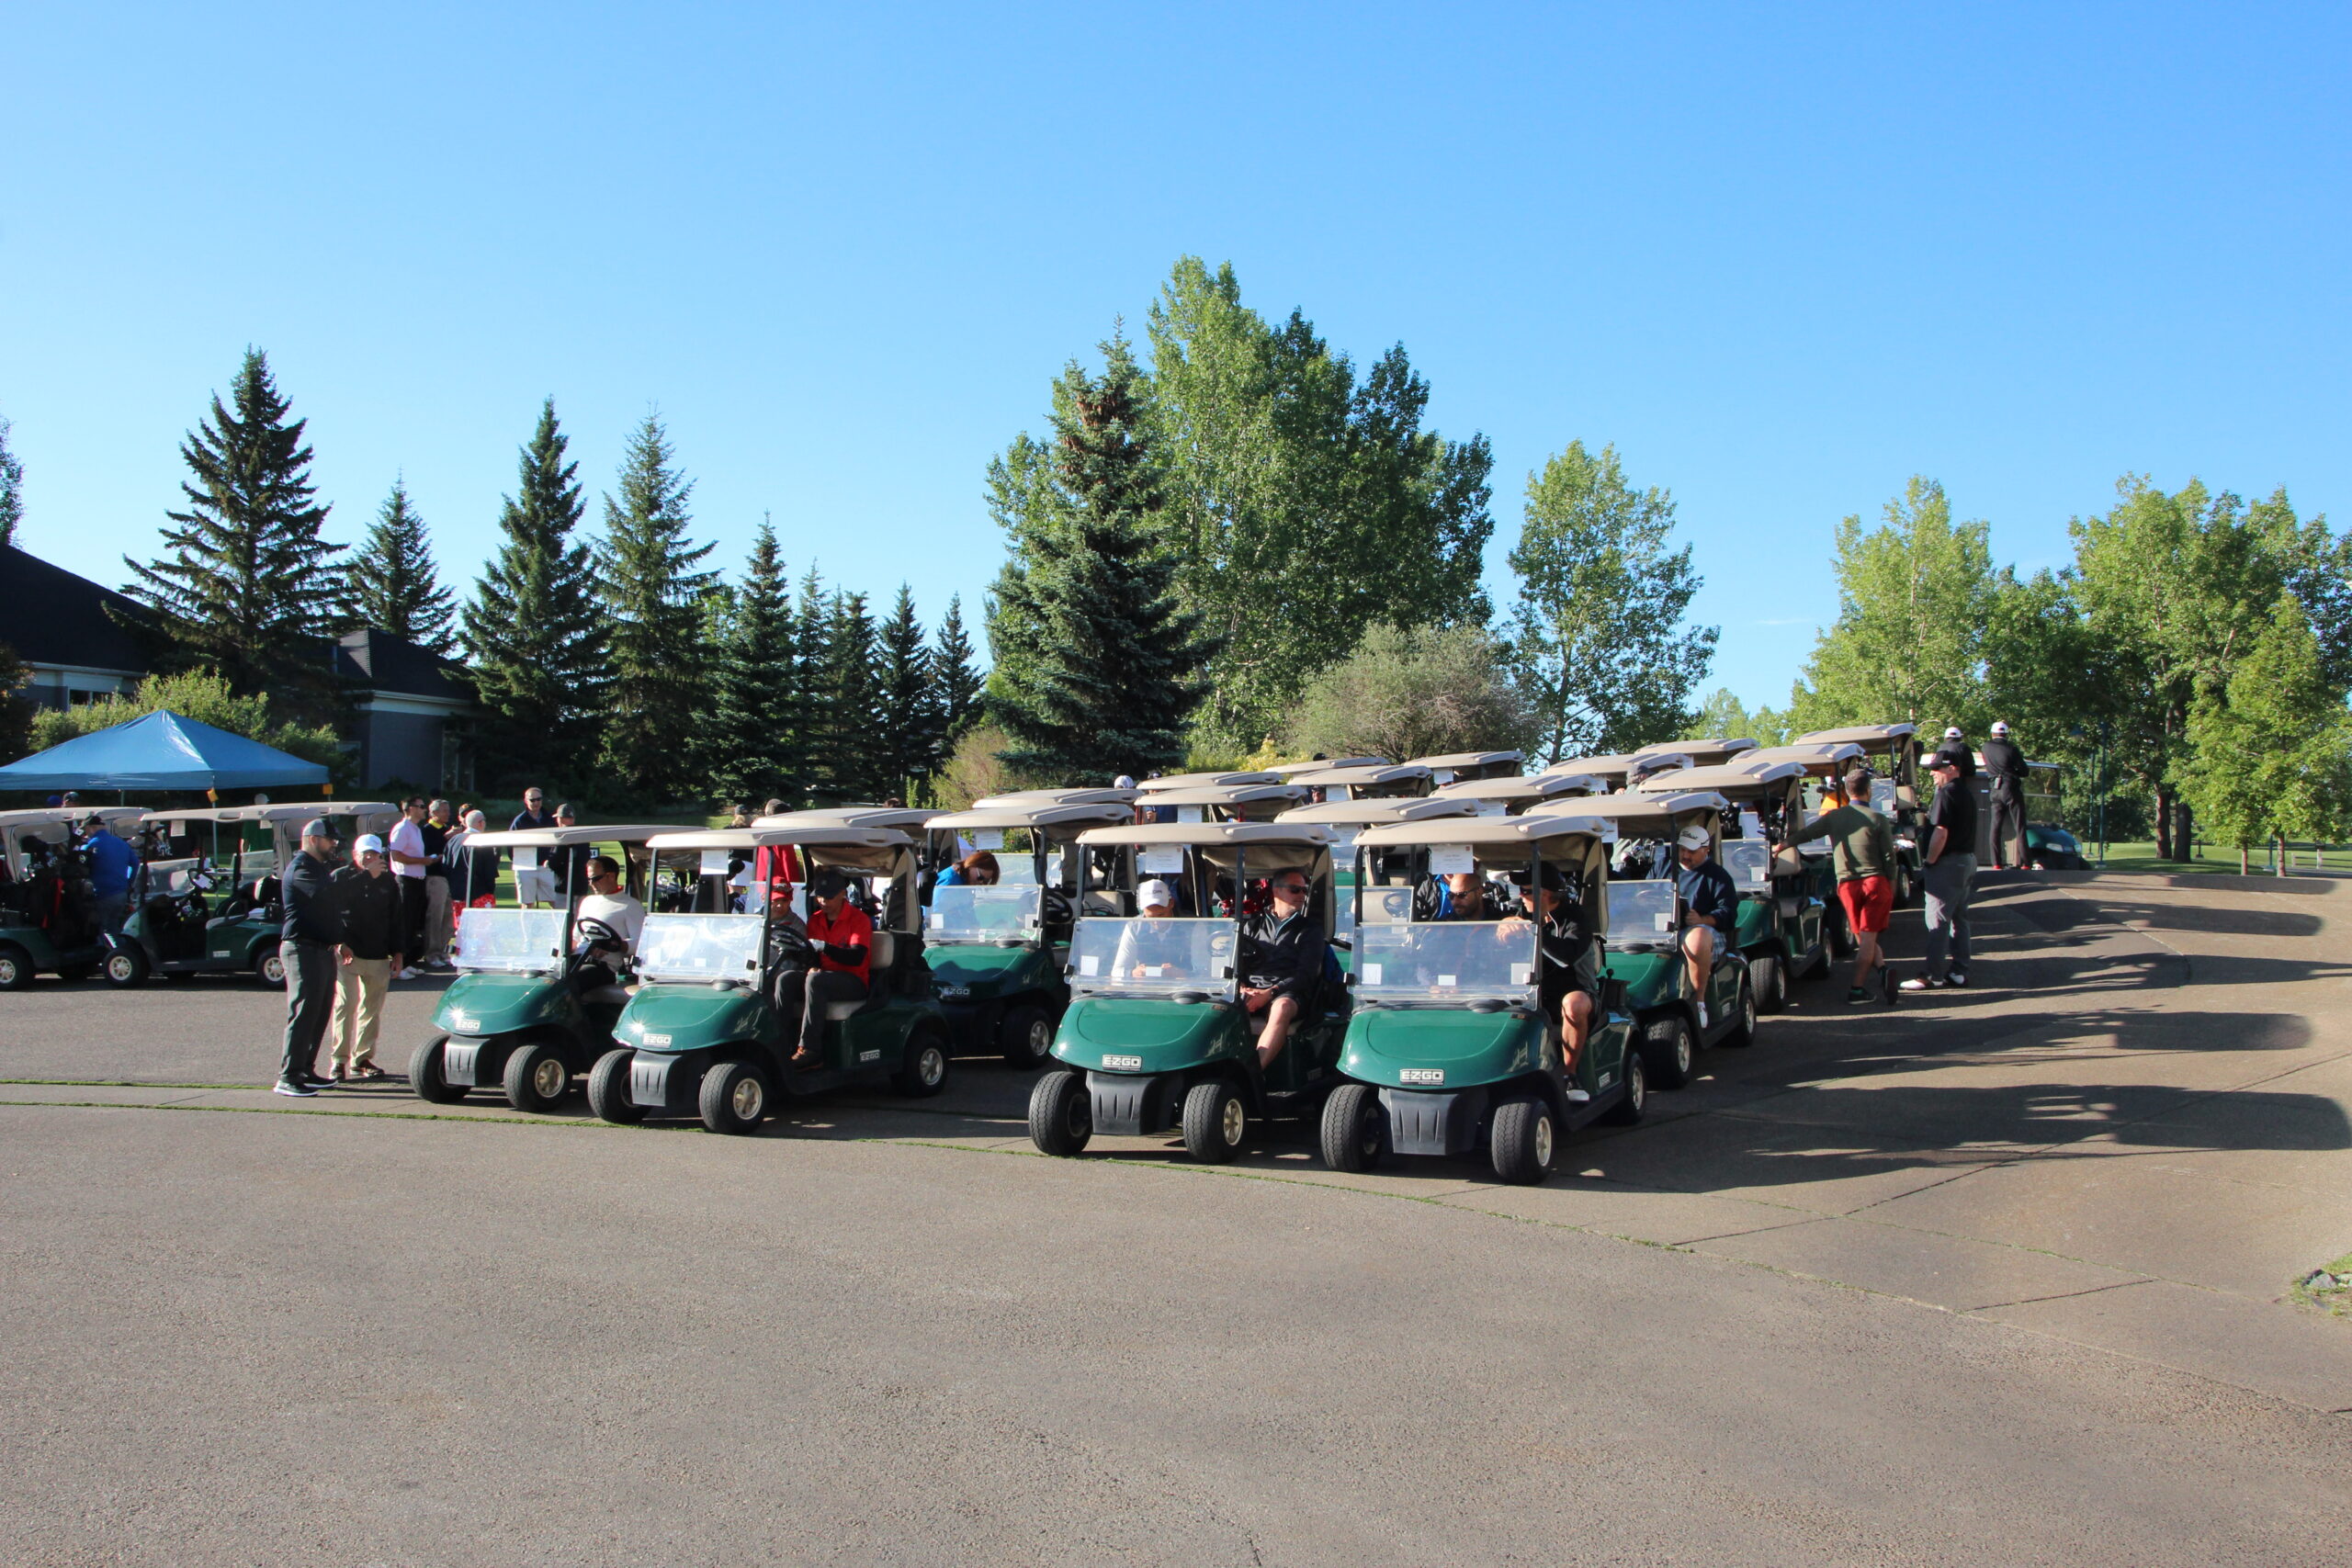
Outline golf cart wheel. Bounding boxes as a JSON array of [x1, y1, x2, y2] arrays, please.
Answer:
[[699, 1059, 770, 1135], [1602, 1047, 1648, 1126], [1000, 1003, 1057, 1070], [1489, 1098, 1556, 1185], [409, 1034, 468, 1104], [588, 1048, 644, 1124], [0, 945, 31, 991], [254, 947, 287, 987], [503, 1042, 571, 1114], [1318, 1082, 1385, 1173], [1028, 1069, 1092, 1156], [1720, 976, 1758, 1049], [1181, 1079, 1247, 1164], [104, 946, 150, 987], [1751, 953, 1785, 1014], [1640, 1015, 1695, 1090], [891, 1027, 950, 1099]]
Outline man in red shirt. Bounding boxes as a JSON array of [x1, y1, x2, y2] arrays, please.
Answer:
[[786, 869, 872, 1067]]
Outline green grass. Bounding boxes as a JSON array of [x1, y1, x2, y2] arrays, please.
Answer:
[[2291, 1252, 2352, 1318], [2087, 840, 2346, 876]]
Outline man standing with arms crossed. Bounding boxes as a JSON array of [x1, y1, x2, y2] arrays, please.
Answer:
[[1903, 752, 1978, 991], [386, 797, 430, 979], [274, 819, 343, 1097], [1794, 767, 1899, 1005], [1980, 721, 2029, 870]]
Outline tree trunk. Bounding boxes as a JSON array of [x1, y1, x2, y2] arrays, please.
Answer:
[[2177, 801, 2195, 861], [2154, 785, 2174, 859], [2239, 844, 2248, 874]]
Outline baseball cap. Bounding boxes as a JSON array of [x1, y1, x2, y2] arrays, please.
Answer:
[[354, 834, 387, 855], [1676, 825, 1711, 852], [1943, 727, 1963, 739], [1114, 775, 1137, 790], [1136, 878, 1177, 908], [1990, 720, 2010, 735], [1928, 751, 1962, 771], [808, 869, 852, 899], [300, 818, 336, 840]]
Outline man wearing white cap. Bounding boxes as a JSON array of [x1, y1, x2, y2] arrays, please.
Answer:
[[1113, 879, 1189, 976], [1980, 721, 2028, 870], [323, 835, 404, 1079], [1673, 823, 1738, 1028]]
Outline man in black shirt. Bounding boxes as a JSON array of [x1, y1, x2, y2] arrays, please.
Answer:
[[1502, 871, 1598, 1093], [1675, 825, 1740, 1029], [1980, 722, 2028, 869], [1933, 726, 1977, 777], [1238, 869, 1324, 1070], [1904, 752, 1978, 991], [275, 818, 344, 1097], [510, 787, 556, 833]]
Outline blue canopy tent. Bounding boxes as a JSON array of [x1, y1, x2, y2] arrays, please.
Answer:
[[0, 711, 330, 794]]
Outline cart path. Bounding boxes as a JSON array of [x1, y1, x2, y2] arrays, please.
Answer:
[[5, 869, 2349, 1427]]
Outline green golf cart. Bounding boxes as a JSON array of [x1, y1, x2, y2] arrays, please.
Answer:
[[920, 797, 1134, 1066], [0, 807, 148, 989], [1549, 790, 1754, 1088], [1638, 760, 1828, 1013], [1275, 795, 1483, 973], [1026, 820, 1349, 1164], [408, 823, 673, 1111], [589, 824, 952, 1135], [1792, 724, 1926, 903], [1321, 813, 1645, 1183]]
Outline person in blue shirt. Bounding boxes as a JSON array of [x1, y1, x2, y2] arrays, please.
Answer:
[[1672, 824, 1738, 1028], [81, 815, 141, 936]]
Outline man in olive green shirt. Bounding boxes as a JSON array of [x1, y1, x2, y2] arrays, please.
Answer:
[[1792, 768, 1898, 1005]]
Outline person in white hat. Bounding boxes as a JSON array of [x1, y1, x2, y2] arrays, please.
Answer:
[[1980, 721, 2029, 870], [1113, 878, 1187, 978], [1673, 822, 1737, 1028], [322, 833, 403, 1080]]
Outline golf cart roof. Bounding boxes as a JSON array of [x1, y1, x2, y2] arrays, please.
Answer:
[[1273, 796, 1478, 827], [1075, 821, 1333, 850], [1283, 761, 1432, 789], [754, 807, 945, 832], [1352, 811, 1611, 852], [232, 801, 400, 823], [1740, 742, 1866, 772], [970, 787, 1139, 807], [1407, 750, 1524, 772], [927, 802, 1135, 833], [1552, 791, 1728, 829], [1135, 771, 1283, 792], [1141, 782, 1310, 807], [1430, 773, 1605, 804], [0, 807, 147, 829], [458, 825, 677, 851], [1265, 756, 1389, 777], [1637, 761, 1804, 795], [1796, 723, 1917, 746], [645, 827, 913, 852], [138, 807, 247, 825], [1635, 737, 1758, 766]]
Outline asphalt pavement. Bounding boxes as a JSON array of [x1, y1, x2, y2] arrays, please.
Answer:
[[1, 871, 2347, 1565]]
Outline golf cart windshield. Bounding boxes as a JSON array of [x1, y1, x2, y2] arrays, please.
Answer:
[[455, 908, 569, 975], [1720, 839, 1773, 891], [635, 913, 764, 984], [1607, 880, 1680, 948], [1353, 920, 1535, 1004], [1067, 916, 1235, 998], [926, 885, 1040, 943], [1870, 777, 1899, 813]]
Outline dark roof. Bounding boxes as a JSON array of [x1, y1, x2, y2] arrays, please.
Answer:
[[334, 626, 473, 703], [0, 546, 156, 673]]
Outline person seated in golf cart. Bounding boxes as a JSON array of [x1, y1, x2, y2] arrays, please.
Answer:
[[1238, 865, 1324, 1070], [935, 850, 1000, 887], [778, 869, 872, 1068], [1500, 868, 1600, 1072], [571, 854, 645, 989], [1412, 870, 1517, 922], [1112, 878, 1193, 977], [1673, 824, 1739, 1021]]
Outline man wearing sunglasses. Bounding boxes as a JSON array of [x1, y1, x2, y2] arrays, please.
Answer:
[[1238, 869, 1324, 1070]]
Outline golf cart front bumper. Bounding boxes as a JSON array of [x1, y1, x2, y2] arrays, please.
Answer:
[[1378, 1087, 1493, 1157], [627, 1050, 711, 1114], [1087, 1070, 1182, 1136]]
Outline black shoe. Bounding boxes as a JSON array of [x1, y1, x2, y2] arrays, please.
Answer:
[[1845, 986, 1873, 1005], [272, 1079, 318, 1098], [304, 1073, 335, 1088]]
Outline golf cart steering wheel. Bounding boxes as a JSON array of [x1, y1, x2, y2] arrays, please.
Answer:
[[573, 917, 620, 949]]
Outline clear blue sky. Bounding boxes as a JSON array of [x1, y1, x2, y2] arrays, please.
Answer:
[[5, 4, 2343, 710]]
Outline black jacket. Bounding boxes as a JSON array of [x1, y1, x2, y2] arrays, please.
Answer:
[[329, 867, 405, 961], [1932, 739, 1977, 777], [280, 852, 342, 945], [1238, 906, 1325, 998], [1979, 738, 2028, 801]]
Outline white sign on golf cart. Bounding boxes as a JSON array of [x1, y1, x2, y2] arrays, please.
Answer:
[[1427, 844, 1476, 876], [1139, 845, 1185, 875]]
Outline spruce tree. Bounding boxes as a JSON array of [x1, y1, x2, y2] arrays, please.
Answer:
[[810, 589, 879, 803], [874, 584, 939, 795], [353, 478, 458, 652], [710, 520, 801, 804], [792, 564, 831, 795], [0, 413, 22, 550], [932, 593, 983, 748], [989, 334, 1208, 781], [461, 399, 609, 781], [123, 348, 346, 697], [600, 413, 718, 802]]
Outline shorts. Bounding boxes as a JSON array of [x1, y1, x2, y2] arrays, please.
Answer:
[[1838, 875, 1894, 934]]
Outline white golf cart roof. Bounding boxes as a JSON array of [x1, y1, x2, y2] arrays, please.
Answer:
[[755, 807, 946, 832], [1283, 761, 1432, 790], [1635, 737, 1757, 767], [971, 787, 1139, 807], [1351, 811, 1611, 851], [1407, 750, 1524, 772], [232, 801, 400, 823], [459, 825, 677, 851], [1141, 782, 1309, 808], [927, 802, 1134, 833], [1273, 796, 1478, 827], [139, 807, 248, 826], [1431, 773, 1605, 805], [1075, 821, 1334, 850], [1265, 756, 1388, 778], [1740, 742, 1867, 773], [1797, 723, 1917, 746], [645, 827, 913, 852], [0, 807, 147, 829], [1636, 761, 1804, 795], [1135, 771, 1283, 793], [1550, 791, 1728, 831]]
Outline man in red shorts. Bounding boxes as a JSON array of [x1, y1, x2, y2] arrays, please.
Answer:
[[1793, 766, 1899, 1005]]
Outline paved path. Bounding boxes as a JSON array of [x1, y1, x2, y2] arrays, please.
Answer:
[[1, 872, 2346, 1564]]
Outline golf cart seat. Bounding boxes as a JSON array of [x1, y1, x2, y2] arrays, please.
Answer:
[[820, 930, 898, 1020], [580, 984, 635, 1007]]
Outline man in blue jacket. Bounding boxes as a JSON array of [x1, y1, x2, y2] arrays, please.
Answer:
[[275, 818, 344, 1097], [80, 814, 140, 935]]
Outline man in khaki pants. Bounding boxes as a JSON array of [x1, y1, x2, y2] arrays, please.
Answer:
[[324, 835, 404, 1080]]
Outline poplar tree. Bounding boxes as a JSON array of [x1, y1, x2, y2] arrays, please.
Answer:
[[353, 479, 457, 652], [710, 519, 800, 803], [0, 414, 22, 550], [874, 584, 939, 794], [932, 593, 984, 747], [599, 413, 717, 801], [989, 334, 1208, 781], [462, 399, 608, 779], [123, 348, 346, 697]]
